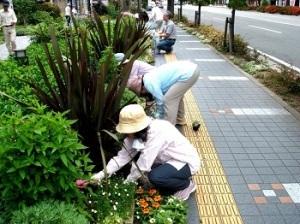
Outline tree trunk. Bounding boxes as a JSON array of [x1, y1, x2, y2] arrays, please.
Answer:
[[179, 0, 183, 20], [197, 3, 201, 25], [167, 0, 174, 15], [286, 0, 290, 6], [295, 0, 299, 6], [229, 9, 235, 53]]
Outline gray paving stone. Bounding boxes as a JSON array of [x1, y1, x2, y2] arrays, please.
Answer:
[[218, 153, 235, 160], [260, 175, 279, 183], [262, 215, 287, 224], [282, 159, 299, 167], [240, 167, 258, 175], [248, 154, 264, 160], [283, 215, 300, 224], [252, 160, 270, 167], [277, 204, 300, 215], [237, 160, 254, 167], [242, 215, 265, 224], [227, 175, 245, 184], [272, 166, 291, 175], [230, 184, 250, 194], [221, 160, 238, 167], [238, 204, 260, 216], [267, 160, 285, 166], [234, 193, 254, 204], [223, 167, 242, 175], [256, 167, 274, 175], [233, 153, 250, 160], [257, 204, 281, 215], [243, 175, 263, 184], [277, 175, 297, 182]]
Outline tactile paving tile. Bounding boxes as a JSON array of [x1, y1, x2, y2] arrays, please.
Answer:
[[164, 53, 243, 224]]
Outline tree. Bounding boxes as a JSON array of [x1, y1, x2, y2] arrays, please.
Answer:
[[226, 0, 246, 53], [193, 0, 210, 25]]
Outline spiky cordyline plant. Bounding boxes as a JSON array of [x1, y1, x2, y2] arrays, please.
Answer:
[[25, 14, 150, 168]]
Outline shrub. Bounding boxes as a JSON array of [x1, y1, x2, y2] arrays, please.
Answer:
[[11, 200, 89, 224], [233, 34, 248, 56], [289, 6, 300, 15], [13, 0, 38, 24], [262, 0, 269, 6], [264, 5, 279, 13], [0, 111, 92, 218], [256, 5, 265, 12], [37, 2, 61, 18]]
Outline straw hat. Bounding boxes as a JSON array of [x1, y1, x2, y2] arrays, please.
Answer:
[[114, 53, 129, 65], [116, 104, 151, 134]]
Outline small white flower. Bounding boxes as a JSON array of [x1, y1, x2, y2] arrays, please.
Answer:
[[167, 218, 172, 223], [136, 216, 140, 219], [102, 192, 106, 196], [113, 205, 117, 211], [88, 200, 92, 204], [124, 189, 127, 192], [168, 198, 174, 203], [118, 193, 121, 196], [108, 193, 111, 196], [126, 194, 129, 197], [110, 212, 113, 216], [115, 201, 118, 205], [149, 218, 156, 223]]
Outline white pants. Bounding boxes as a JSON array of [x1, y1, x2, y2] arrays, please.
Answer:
[[3, 26, 16, 55], [164, 67, 200, 125]]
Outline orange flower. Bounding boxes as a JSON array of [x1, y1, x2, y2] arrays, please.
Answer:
[[142, 207, 150, 214], [148, 188, 157, 196], [153, 195, 162, 202], [152, 202, 160, 208], [139, 199, 149, 208]]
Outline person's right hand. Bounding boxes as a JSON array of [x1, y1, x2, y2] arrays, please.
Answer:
[[91, 171, 105, 182]]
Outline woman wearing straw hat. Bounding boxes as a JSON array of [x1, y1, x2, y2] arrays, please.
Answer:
[[127, 60, 200, 126], [91, 104, 201, 200]]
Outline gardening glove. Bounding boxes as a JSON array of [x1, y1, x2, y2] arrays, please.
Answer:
[[91, 170, 105, 182]]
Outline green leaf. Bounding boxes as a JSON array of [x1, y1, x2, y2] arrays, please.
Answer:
[[60, 154, 68, 167]]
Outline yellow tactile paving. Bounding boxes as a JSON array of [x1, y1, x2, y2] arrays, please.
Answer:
[[164, 53, 243, 224]]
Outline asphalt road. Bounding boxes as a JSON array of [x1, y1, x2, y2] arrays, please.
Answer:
[[176, 5, 300, 68]]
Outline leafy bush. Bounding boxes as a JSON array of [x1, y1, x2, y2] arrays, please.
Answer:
[[107, 3, 119, 18], [262, 0, 269, 6], [13, 0, 38, 24], [0, 111, 92, 218], [37, 2, 61, 18], [232, 34, 248, 56], [11, 200, 89, 224], [264, 5, 279, 13], [288, 6, 300, 15]]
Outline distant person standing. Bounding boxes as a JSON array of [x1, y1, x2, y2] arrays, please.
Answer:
[[150, 1, 164, 31], [0, 1, 17, 56], [65, 3, 71, 26], [156, 11, 176, 54]]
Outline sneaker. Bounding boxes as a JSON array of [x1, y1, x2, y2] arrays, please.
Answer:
[[173, 180, 196, 201]]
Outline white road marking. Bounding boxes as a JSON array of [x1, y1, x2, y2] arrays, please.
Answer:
[[179, 40, 199, 43], [213, 17, 224, 22], [195, 59, 225, 62], [208, 76, 249, 80], [231, 108, 290, 115], [248, 25, 282, 34], [283, 183, 300, 203], [186, 47, 210, 51], [177, 34, 193, 37]]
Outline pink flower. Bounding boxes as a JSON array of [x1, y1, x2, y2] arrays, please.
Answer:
[[76, 179, 88, 189]]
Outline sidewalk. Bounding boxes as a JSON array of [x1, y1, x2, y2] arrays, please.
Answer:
[[0, 36, 31, 60], [155, 26, 300, 224]]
